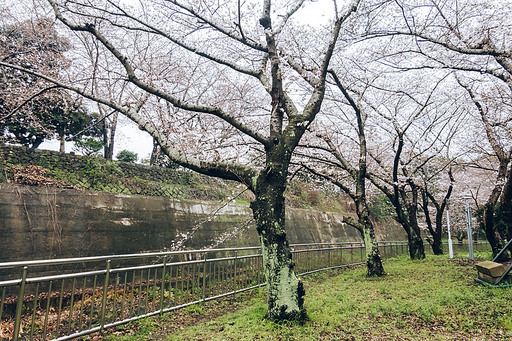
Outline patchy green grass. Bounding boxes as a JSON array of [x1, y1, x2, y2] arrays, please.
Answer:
[[106, 254, 512, 340]]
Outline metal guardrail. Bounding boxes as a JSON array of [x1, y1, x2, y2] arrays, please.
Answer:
[[0, 240, 487, 340]]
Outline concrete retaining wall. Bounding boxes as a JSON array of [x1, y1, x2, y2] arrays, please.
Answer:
[[0, 184, 406, 261]]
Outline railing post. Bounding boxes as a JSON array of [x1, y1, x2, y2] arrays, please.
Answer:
[[13, 266, 28, 341], [160, 256, 167, 313], [233, 251, 238, 297], [100, 260, 111, 333], [202, 253, 207, 303], [328, 244, 331, 268]]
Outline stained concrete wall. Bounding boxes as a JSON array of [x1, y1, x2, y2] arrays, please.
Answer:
[[0, 184, 406, 262]]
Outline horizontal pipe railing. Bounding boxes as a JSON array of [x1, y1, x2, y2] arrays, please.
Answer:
[[0, 246, 264, 270], [0, 240, 489, 341]]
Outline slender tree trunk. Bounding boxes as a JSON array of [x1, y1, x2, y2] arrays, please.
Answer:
[[108, 112, 118, 159], [59, 134, 65, 153], [103, 111, 118, 160], [326, 70, 385, 277], [103, 118, 110, 159], [250, 166, 306, 322], [150, 137, 160, 166]]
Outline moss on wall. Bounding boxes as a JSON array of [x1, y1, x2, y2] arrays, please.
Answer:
[[0, 144, 247, 201]]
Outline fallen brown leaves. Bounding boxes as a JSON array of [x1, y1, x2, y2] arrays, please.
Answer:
[[11, 165, 67, 187]]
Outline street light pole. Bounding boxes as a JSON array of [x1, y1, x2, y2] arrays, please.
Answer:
[[446, 199, 454, 259]]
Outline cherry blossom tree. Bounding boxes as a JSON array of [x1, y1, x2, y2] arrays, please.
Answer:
[[0, 0, 362, 321], [299, 68, 385, 275], [358, 0, 512, 258], [0, 13, 69, 147]]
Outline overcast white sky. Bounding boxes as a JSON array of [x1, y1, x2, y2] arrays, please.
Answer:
[[40, 117, 154, 161]]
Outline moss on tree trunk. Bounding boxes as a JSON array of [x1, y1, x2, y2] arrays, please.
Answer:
[[362, 224, 385, 276], [251, 165, 307, 323]]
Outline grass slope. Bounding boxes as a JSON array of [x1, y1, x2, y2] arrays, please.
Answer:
[[106, 253, 512, 340]]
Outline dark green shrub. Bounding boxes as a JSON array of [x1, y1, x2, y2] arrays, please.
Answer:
[[116, 150, 138, 163]]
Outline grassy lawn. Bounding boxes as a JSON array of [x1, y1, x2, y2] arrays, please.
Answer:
[[104, 252, 512, 340]]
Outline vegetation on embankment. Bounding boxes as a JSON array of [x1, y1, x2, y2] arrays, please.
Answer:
[[106, 253, 512, 340], [0, 144, 373, 215], [0, 144, 245, 202]]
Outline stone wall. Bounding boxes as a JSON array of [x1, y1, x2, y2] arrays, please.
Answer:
[[0, 144, 179, 183], [0, 184, 406, 262], [0, 144, 239, 200]]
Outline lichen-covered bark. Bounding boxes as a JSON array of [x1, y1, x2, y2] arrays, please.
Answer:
[[251, 165, 306, 322], [361, 217, 384, 276], [259, 234, 305, 321]]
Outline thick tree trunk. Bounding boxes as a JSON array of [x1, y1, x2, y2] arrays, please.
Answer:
[[407, 194, 426, 260], [362, 220, 385, 276], [258, 232, 305, 321], [430, 235, 443, 256], [31, 137, 44, 149], [431, 212, 444, 255], [406, 204, 425, 259], [408, 233, 425, 259], [483, 203, 507, 260], [422, 192, 443, 256], [501, 166, 512, 240], [428, 214, 443, 255], [358, 201, 384, 276], [250, 168, 306, 323], [426, 231, 443, 255]]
